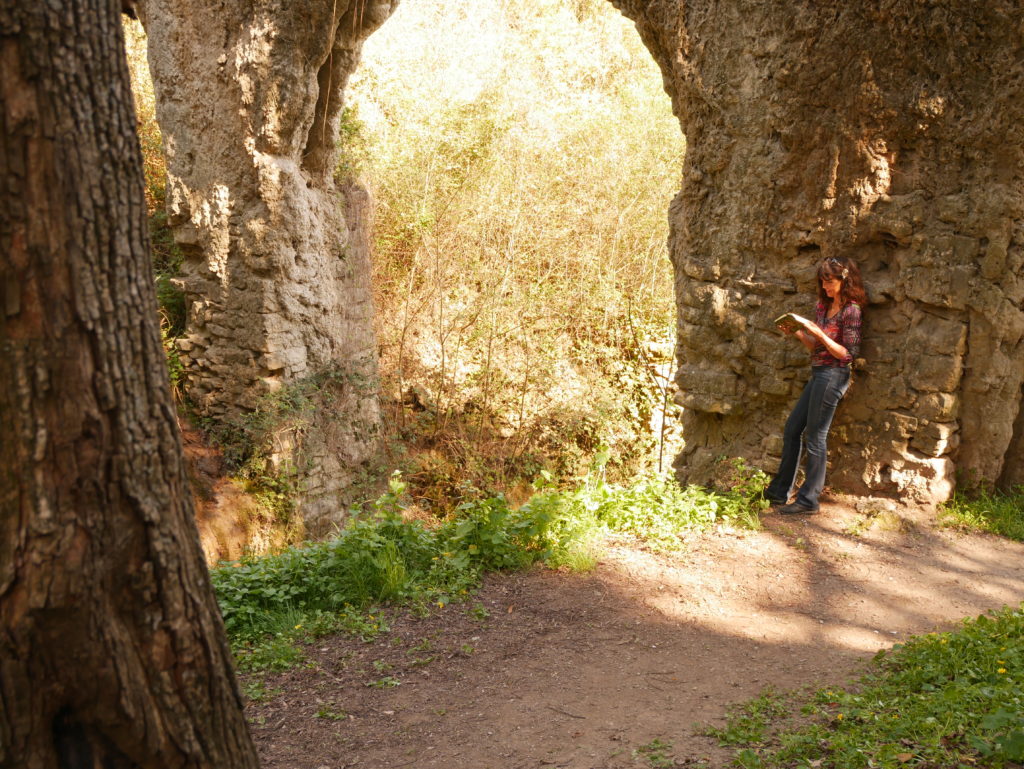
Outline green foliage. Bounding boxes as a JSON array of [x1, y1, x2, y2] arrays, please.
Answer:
[[939, 486, 1024, 542], [211, 463, 766, 671], [633, 738, 676, 768], [706, 605, 1024, 768]]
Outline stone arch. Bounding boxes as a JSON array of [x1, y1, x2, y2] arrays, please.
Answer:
[[138, 0, 1023, 523]]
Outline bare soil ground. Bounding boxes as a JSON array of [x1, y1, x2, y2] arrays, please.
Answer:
[[243, 500, 1024, 769]]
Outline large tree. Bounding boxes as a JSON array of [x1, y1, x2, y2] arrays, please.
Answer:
[[135, 0, 399, 534], [612, 0, 1024, 500], [0, 1, 259, 766]]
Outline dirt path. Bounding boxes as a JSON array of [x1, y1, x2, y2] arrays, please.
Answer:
[[245, 501, 1024, 768]]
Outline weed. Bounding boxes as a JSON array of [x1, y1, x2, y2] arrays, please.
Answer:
[[469, 602, 491, 621], [240, 678, 282, 704], [212, 464, 766, 671], [315, 705, 349, 721], [234, 635, 306, 674], [703, 689, 789, 746], [366, 676, 401, 689], [633, 738, 676, 768], [409, 638, 433, 653]]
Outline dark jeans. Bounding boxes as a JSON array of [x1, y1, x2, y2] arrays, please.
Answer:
[[766, 365, 851, 510]]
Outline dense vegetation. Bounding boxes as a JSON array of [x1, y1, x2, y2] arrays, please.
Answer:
[[347, 0, 684, 502]]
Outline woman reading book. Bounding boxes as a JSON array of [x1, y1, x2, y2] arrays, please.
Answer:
[[765, 256, 866, 514]]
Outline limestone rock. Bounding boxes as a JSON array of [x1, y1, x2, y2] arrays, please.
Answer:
[[137, 0, 399, 529]]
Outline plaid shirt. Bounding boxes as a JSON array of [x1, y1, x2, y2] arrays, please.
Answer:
[[811, 301, 861, 367]]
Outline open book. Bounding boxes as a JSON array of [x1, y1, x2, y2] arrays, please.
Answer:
[[774, 312, 813, 335]]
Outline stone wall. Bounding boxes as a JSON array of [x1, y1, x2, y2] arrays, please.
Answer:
[[611, 0, 1024, 501], [136, 1, 399, 529]]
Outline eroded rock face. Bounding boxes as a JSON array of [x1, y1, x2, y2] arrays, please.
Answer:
[[611, 0, 1024, 500], [137, 1, 398, 532]]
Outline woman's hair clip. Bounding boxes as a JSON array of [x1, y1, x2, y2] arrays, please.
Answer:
[[824, 257, 848, 279]]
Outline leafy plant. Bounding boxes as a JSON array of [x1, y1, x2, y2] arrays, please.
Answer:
[[704, 689, 790, 747]]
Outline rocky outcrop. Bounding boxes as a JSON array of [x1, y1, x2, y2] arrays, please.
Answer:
[[611, 0, 1024, 500], [136, 1, 398, 532]]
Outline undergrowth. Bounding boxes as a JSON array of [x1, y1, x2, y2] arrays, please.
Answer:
[[211, 461, 769, 672], [705, 607, 1024, 768], [939, 486, 1024, 542], [351, 0, 685, 495]]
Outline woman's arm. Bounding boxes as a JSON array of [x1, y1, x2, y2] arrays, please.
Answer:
[[807, 325, 849, 360], [806, 304, 861, 363], [793, 329, 816, 352]]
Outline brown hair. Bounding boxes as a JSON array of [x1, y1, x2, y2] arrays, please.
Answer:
[[817, 256, 867, 308]]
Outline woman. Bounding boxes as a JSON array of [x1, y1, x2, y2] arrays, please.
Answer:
[[765, 256, 866, 514]]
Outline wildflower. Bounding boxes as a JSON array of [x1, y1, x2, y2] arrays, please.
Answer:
[[837, 714, 844, 721], [294, 624, 302, 630], [940, 639, 948, 644], [998, 668, 1007, 674], [438, 601, 445, 608]]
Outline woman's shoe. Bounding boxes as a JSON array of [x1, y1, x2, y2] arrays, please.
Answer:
[[778, 502, 818, 515]]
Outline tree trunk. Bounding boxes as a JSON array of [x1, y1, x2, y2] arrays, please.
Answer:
[[611, 0, 1024, 500], [134, 0, 398, 534], [0, 2, 260, 766]]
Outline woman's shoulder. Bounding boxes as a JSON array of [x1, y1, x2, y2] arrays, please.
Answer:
[[843, 302, 863, 319]]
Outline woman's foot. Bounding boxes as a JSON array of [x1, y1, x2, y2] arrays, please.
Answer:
[[778, 502, 818, 515]]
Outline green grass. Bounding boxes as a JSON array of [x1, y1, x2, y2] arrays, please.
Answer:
[[705, 606, 1024, 768], [939, 486, 1024, 542], [211, 466, 767, 670]]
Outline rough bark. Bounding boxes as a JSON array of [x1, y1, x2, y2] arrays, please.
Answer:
[[135, 0, 398, 533], [611, 0, 1024, 500], [0, 2, 259, 766]]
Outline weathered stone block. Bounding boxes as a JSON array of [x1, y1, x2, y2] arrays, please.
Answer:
[[916, 392, 959, 422], [911, 421, 958, 457]]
